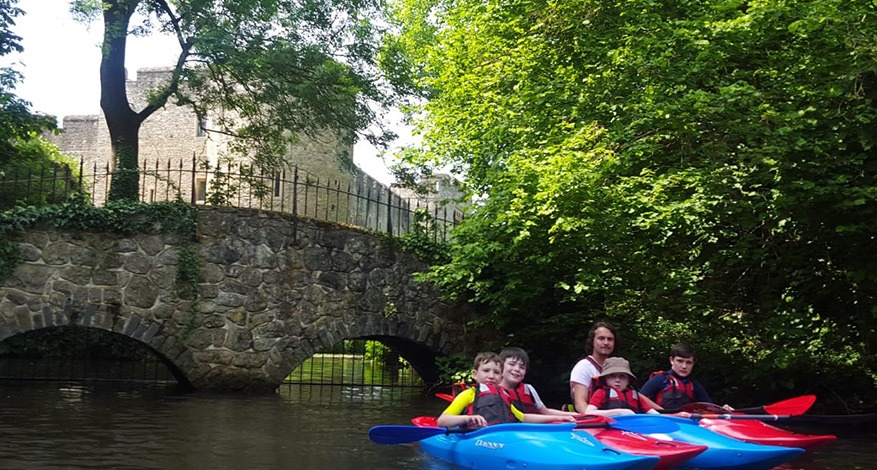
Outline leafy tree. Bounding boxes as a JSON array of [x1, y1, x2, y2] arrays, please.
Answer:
[[1, 0, 68, 207], [0, 0, 56, 165], [68, 0, 392, 201], [387, 0, 877, 408]]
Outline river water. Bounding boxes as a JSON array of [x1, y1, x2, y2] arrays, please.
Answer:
[[0, 381, 873, 469]]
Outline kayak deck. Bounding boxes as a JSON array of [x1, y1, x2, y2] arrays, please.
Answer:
[[584, 427, 708, 470], [418, 422, 660, 470], [699, 418, 836, 452], [639, 416, 806, 470]]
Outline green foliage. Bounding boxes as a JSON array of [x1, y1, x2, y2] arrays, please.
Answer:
[[0, 134, 79, 209], [435, 352, 472, 385], [0, 1, 59, 186], [395, 208, 452, 264], [68, 0, 393, 201], [388, 0, 877, 410]]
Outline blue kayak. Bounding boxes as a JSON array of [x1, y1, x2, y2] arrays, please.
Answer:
[[418, 422, 660, 470], [620, 416, 806, 470]]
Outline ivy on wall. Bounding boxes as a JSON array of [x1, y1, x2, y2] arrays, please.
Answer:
[[0, 194, 200, 311]]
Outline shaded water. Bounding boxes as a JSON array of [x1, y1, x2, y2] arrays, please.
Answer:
[[0, 381, 872, 469]]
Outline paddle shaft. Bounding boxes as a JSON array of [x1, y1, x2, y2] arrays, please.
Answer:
[[369, 416, 680, 445], [689, 412, 877, 424]]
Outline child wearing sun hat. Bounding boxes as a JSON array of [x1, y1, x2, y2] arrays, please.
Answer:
[[584, 357, 662, 417]]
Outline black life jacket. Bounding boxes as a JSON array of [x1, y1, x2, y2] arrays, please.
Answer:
[[471, 383, 517, 425], [601, 387, 645, 412], [650, 370, 695, 410], [502, 383, 539, 414]]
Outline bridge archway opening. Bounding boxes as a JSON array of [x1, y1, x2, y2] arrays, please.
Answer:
[[282, 337, 442, 401], [0, 325, 191, 388]]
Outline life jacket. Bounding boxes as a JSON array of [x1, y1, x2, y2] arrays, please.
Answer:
[[502, 383, 539, 414], [470, 384, 517, 425], [650, 370, 695, 410], [574, 355, 604, 401], [601, 387, 645, 412]]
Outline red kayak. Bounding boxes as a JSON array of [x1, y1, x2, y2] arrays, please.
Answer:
[[579, 422, 708, 469], [680, 399, 836, 453], [699, 418, 836, 452], [412, 415, 707, 470]]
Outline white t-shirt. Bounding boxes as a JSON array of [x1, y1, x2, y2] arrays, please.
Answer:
[[569, 356, 600, 395]]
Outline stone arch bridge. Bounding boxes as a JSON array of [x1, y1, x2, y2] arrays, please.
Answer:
[[0, 207, 472, 392]]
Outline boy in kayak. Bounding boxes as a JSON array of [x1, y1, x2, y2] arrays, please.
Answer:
[[584, 357, 662, 417], [499, 347, 580, 418], [639, 343, 734, 412], [437, 352, 574, 427]]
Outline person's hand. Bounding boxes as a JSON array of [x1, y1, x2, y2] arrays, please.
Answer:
[[611, 409, 636, 416], [722, 404, 735, 412], [466, 415, 489, 427], [674, 411, 692, 418]]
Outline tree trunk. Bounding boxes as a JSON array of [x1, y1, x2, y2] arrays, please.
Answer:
[[101, 0, 144, 202]]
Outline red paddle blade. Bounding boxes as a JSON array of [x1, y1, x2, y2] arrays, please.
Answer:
[[763, 395, 816, 415], [435, 393, 455, 403]]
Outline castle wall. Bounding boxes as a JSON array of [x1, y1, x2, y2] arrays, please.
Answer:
[[49, 67, 361, 206]]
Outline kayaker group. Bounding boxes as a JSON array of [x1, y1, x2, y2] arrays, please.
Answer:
[[438, 320, 732, 427]]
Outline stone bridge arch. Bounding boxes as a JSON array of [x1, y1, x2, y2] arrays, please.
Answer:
[[0, 207, 472, 392]]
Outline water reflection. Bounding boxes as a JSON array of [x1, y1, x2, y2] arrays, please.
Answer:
[[0, 381, 872, 470]]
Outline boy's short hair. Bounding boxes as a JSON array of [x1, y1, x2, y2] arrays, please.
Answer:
[[499, 347, 529, 368], [670, 343, 695, 358], [473, 352, 502, 370]]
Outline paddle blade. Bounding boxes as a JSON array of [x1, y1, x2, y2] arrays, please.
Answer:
[[435, 393, 455, 403], [368, 425, 445, 445], [763, 395, 816, 415], [600, 415, 680, 434]]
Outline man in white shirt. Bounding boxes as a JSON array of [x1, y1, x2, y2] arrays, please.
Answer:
[[569, 321, 617, 414]]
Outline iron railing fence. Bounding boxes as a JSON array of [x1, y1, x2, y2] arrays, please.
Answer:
[[0, 157, 463, 241], [284, 339, 425, 389]]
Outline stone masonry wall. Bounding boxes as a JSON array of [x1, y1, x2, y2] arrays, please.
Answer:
[[0, 207, 470, 392]]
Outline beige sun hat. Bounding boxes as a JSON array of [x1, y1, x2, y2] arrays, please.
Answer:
[[598, 357, 637, 381]]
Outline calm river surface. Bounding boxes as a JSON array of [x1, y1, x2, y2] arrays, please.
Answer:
[[0, 381, 873, 469]]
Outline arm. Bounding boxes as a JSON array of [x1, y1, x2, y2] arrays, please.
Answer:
[[693, 380, 734, 411], [509, 403, 573, 423], [528, 384, 578, 416], [572, 383, 590, 414], [437, 388, 487, 427], [522, 412, 575, 423], [437, 412, 488, 427]]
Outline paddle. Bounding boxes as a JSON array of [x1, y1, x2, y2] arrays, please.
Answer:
[[662, 395, 817, 416], [682, 409, 877, 426], [736, 395, 816, 415], [435, 392, 455, 402], [369, 415, 681, 445]]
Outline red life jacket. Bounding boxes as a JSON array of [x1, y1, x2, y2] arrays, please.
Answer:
[[651, 371, 695, 410], [502, 383, 539, 414], [470, 384, 517, 425], [601, 387, 646, 413]]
